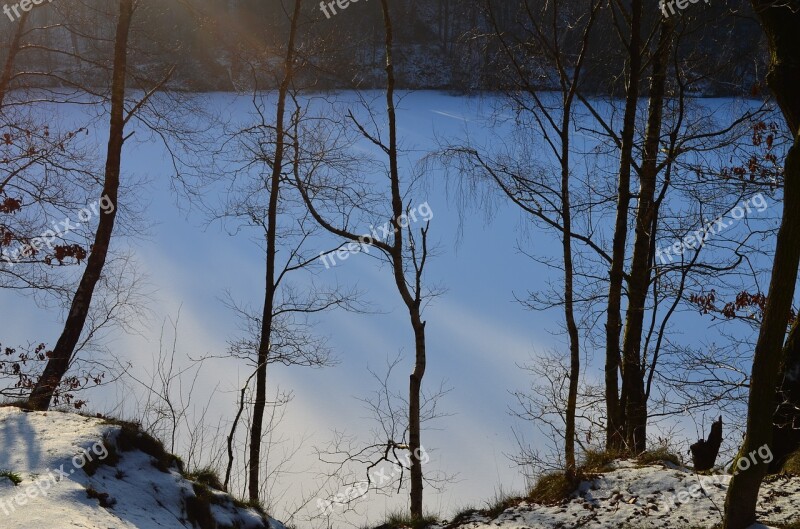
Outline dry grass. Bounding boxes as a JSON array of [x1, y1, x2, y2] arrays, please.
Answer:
[[636, 446, 681, 467], [582, 449, 624, 473], [781, 449, 800, 476], [527, 471, 580, 505], [379, 510, 439, 529]]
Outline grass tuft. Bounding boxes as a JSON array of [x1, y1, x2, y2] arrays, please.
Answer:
[[528, 471, 580, 505], [582, 449, 625, 473], [444, 506, 479, 528], [0, 470, 22, 486], [232, 497, 267, 516], [185, 467, 224, 491], [636, 446, 681, 467], [379, 510, 438, 529], [781, 449, 800, 476], [482, 488, 523, 519], [101, 418, 182, 473]]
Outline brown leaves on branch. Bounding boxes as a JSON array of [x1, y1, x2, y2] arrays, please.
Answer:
[[1, 342, 102, 409], [689, 289, 796, 325], [719, 121, 783, 187], [0, 197, 22, 213], [46, 244, 88, 265]]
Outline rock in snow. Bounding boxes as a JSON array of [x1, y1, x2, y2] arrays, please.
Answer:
[[0, 407, 283, 529]]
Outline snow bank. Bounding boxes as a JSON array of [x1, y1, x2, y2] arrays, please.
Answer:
[[441, 460, 800, 529], [0, 406, 283, 529]]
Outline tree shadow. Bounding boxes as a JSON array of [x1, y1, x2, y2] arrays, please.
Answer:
[[0, 407, 43, 472]]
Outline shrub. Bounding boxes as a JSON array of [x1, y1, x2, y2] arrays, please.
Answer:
[[82, 435, 120, 476]]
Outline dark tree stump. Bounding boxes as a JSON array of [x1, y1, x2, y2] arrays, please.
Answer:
[[690, 416, 723, 471]]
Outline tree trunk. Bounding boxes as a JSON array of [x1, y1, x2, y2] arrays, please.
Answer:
[[605, 0, 642, 452], [563, 132, 580, 476], [26, 0, 132, 412], [380, 0, 427, 518], [772, 318, 800, 473], [722, 140, 800, 529], [722, 1, 800, 527], [247, 0, 302, 503], [561, 69, 583, 479], [408, 313, 426, 519], [619, 19, 674, 454]]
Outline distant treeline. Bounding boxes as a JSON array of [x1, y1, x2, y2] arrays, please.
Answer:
[[0, 0, 766, 95]]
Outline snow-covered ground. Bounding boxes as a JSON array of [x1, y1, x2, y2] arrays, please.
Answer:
[[0, 406, 282, 529], [441, 461, 800, 529], [1, 406, 798, 528]]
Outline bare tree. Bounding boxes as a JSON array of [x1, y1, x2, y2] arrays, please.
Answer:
[[291, 1, 437, 517], [243, 0, 303, 503], [199, 0, 368, 505], [27, 0, 136, 411], [20, 0, 180, 410], [443, 0, 602, 477], [619, 17, 676, 453]]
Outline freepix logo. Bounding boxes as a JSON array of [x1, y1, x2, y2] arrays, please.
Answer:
[[656, 444, 774, 514], [655, 193, 768, 265], [659, 0, 709, 18], [0, 194, 115, 270], [318, 201, 433, 269], [319, 0, 367, 19], [3, 0, 54, 22]]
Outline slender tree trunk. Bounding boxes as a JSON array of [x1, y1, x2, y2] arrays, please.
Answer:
[[722, 4, 800, 525], [247, 0, 302, 503], [225, 370, 256, 492], [408, 313, 426, 518], [605, 0, 642, 452], [620, 19, 674, 454], [562, 113, 580, 476], [27, 0, 132, 412], [560, 0, 600, 480], [380, 0, 427, 517]]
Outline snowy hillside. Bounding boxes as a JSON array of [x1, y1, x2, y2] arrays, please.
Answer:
[[440, 461, 800, 529], [1, 407, 799, 529], [0, 407, 282, 529]]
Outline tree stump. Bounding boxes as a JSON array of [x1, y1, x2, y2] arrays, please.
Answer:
[[690, 416, 723, 471]]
